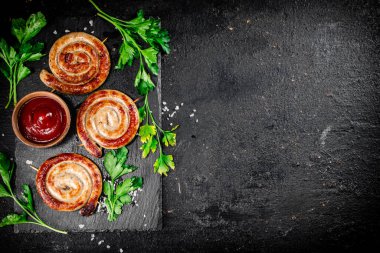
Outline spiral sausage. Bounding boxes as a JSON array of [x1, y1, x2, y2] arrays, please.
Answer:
[[36, 153, 102, 216], [77, 90, 139, 157], [40, 32, 110, 94]]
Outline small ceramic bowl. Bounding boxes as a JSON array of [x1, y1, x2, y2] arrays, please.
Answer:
[[12, 91, 71, 148]]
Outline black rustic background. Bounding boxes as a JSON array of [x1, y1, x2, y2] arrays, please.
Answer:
[[0, 0, 379, 252]]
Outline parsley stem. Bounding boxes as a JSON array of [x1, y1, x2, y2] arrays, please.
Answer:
[[143, 94, 163, 154], [10, 191, 67, 234]]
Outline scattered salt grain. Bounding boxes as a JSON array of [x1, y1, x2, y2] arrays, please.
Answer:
[[175, 106, 179, 110], [98, 240, 104, 245], [170, 123, 173, 126], [78, 224, 84, 229], [84, 27, 88, 31], [91, 31, 95, 34], [144, 214, 146, 218], [163, 101, 167, 105], [53, 30, 57, 35], [89, 20, 94, 26], [65, 29, 70, 33], [112, 48, 116, 52], [144, 224, 147, 227], [26, 160, 33, 165], [189, 113, 194, 117], [135, 203, 139, 207], [1, 133, 4, 136], [169, 111, 176, 118], [120, 249, 124, 253], [91, 234, 95, 241], [196, 119, 199, 123], [181, 103, 184, 106], [193, 109, 197, 112], [106, 245, 110, 249]]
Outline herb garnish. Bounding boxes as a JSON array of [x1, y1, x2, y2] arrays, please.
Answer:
[[89, 0, 178, 176], [0, 12, 47, 108], [0, 152, 67, 234], [103, 147, 143, 221]]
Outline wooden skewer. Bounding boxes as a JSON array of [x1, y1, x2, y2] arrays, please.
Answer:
[[102, 37, 108, 43], [133, 97, 142, 103], [30, 165, 38, 172]]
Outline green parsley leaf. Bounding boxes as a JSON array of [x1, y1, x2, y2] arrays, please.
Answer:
[[0, 152, 11, 188], [138, 105, 146, 123], [101, 146, 143, 222], [0, 184, 10, 198], [0, 213, 27, 227], [20, 184, 35, 213], [154, 154, 175, 176], [22, 12, 47, 44], [140, 136, 158, 158], [17, 65, 31, 83], [162, 131, 176, 147], [139, 124, 156, 143], [141, 47, 159, 75], [104, 151, 117, 178], [103, 181, 113, 197], [116, 42, 136, 69]]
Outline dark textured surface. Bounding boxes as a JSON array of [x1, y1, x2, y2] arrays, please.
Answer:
[[0, 0, 380, 251]]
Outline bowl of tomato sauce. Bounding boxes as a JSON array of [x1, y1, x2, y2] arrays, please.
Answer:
[[12, 91, 71, 148]]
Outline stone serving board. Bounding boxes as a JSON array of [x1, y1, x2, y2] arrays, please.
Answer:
[[13, 16, 162, 232]]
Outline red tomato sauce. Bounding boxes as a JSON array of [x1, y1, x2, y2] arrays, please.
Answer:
[[18, 97, 67, 143]]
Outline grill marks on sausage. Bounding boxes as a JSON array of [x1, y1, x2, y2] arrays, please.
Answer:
[[36, 153, 102, 216], [77, 90, 140, 158], [40, 32, 110, 94]]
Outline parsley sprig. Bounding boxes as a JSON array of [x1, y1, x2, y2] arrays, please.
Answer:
[[103, 147, 143, 221], [0, 12, 46, 108], [0, 152, 67, 234], [89, 0, 178, 176]]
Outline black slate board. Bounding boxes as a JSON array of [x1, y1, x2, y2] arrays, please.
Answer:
[[13, 17, 162, 232]]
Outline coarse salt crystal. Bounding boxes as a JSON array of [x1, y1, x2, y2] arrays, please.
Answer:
[[106, 245, 110, 249], [91, 31, 95, 34], [170, 123, 173, 126], [193, 109, 197, 112], [89, 20, 94, 26], [181, 103, 184, 106], [84, 27, 87, 31], [65, 29, 70, 33], [79, 224, 84, 229], [98, 240, 104, 245], [175, 106, 179, 110], [135, 203, 139, 207], [26, 160, 33, 165], [53, 30, 57, 35], [144, 214, 146, 218], [196, 119, 199, 123], [163, 101, 167, 105], [120, 249, 124, 253], [189, 113, 194, 117], [144, 224, 147, 227], [1, 133, 4, 136], [169, 111, 176, 118]]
